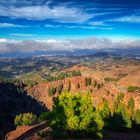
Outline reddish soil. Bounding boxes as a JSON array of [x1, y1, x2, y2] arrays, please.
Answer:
[[5, 121, 48, 140]]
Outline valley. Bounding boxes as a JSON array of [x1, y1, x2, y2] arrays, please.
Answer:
[[0, 54, 140, 139]]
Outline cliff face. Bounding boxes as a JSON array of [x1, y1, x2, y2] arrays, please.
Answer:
[[26, 73, 140, 111], [26, 76, 89, 109]]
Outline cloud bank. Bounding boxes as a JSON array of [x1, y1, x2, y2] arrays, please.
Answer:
[[0, 38, 140, 54]]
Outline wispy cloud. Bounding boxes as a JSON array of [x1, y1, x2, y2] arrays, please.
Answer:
[[0, 5, 93, 23], [9, 33, 35, 37], [0, 1, 124, 24], [0, 23, 30, 28], [88, 21, 107, 26], [110, 15, 140, 23], [44, 24, 62, 28], [44, 24, 113, 30]]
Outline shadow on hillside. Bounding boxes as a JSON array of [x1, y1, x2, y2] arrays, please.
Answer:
[[0, 81, 47, 139]]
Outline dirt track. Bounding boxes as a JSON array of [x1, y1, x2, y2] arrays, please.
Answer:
[[5, 121, 48, 140]]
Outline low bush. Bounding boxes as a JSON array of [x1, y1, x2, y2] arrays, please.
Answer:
[[127, 86, 140, 93], [15, 113, 37, 126]]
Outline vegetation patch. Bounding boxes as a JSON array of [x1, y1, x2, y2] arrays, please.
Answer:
[[45, 71, 81, 82], [15, 113, 37, 126], [127, 86, 140, 92]]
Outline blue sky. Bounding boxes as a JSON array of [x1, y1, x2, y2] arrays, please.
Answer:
[[0, 0, 140, 40]]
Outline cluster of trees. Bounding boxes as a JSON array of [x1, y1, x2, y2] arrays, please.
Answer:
[[104, 77, 118, 82], [48, 81, 71, 97], [104, 74, 128, 83], [0, 76, 38, 88], [15, 113, 37, 126], [0, 76, 22, 84], [48, 84, 64, 97], [45, 71, 81, 82], [84, 78, 103, 90], [23, 80, 38, 87], [14, 92, 140, 138], [92, 79, 103, 89]]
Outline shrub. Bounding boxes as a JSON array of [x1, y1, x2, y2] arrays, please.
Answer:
[[71, 71, 81, 77], [45, 75, 55, 82], [57, 72, 67, 80], [24, 80, 37, 87], [38, 112, 49, 122], [127, 86, 140, 93], [15, 113, 37, 126]]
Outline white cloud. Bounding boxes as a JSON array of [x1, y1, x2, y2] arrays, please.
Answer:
[[0, 38, 139, 54], [44, 24, 62, 28], [9, 33, 35, 37], [110, 15, 140, 23], [0, 38, 7, 43], [0, 23, 30, 28], [0, 5, 92, 23], [89, 21, 106, 26], [44, 24, 113, 30]]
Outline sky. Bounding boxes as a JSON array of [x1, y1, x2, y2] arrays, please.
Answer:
[[0, 0, 140, 56]]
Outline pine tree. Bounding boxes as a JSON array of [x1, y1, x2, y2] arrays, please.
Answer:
[[67, 80, 71, 92], [92, 79, 97, 88], [128, 96, 135, 111], [135, 109, 140, 125], [76, 83, 80, 89], [101, 100, 110, 118], [57, 84, 63, 94], [84, 78, 91, 86]]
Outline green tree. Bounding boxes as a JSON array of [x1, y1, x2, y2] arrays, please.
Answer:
[[128, 97, 135, 110], [50, 92, 104, 138], [101, 100, 110, 119], [48, 86, 56, 96], [38, 112, 50, 122], [71, 71, 81, 77], [128, 96, 135, 118], [92, 79, 97, 88], [84, 78, 91, 87], [67, 80, 71, 92], [97, 83, 101, 90], [127, 86, 140, 93], [76, 83, 80, 89], [15, 113, 37, 126], [111, 94, 132, 131], [135, 109, 140, 125], [57, 84, 63, 94]]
